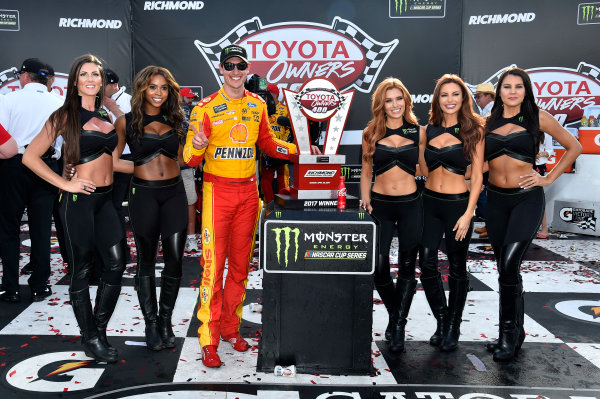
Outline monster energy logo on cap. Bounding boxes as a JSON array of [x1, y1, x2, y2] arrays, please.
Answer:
[[272, 227, 300, 268]]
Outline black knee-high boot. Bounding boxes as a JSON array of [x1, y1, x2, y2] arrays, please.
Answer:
[[158, 230, 185, 348], [389, 277, 417, 353], [158, 276, 181, 348], [375, 280, 398, 341], [94, 282, 121, 356], [487, 241, 528, 355], [493, 282, 525, 361], [440, 275, 469, 352], [419, 247, 447, 346], [71, 288, 117, 363], [135, 275, 163, 351]]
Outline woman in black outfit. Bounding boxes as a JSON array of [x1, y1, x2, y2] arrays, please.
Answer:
[[115, 66, 186, 351], [420, 74, 485, 352], [23, 54, 132, 363], [484, 68, 581, 361], [360, 78, 424, 352]]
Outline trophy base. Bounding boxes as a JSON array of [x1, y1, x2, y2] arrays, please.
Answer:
[[274, 193, 359, 210]]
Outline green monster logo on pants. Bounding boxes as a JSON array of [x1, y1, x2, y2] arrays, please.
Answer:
[[272, 227, 300, 268]]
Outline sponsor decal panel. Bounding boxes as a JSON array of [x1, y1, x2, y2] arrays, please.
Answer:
[[389, 0, 446, 18], [559, 207, 597, 231], [340, 165, 362, 182], [267, 221, 372, 273], [194, 17, 398, 94], [578, 2, 600, 25], [304, 170, 337, 178], [0, 9, 19, 31]]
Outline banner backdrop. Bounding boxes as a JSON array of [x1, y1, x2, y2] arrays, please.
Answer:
[[1, 0, 599, 146], [131, 0, 462, 141], [0, 0, 131, 96], [461, 0, 600, 129]]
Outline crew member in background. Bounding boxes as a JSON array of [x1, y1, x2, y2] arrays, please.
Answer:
[[473, 83, 495, 239], [183, 44, 302, 368], [178, 87, 200, 252], [0, 58, 63, 303], [103, 68, 133, 261], [260, 83, 291, 203]]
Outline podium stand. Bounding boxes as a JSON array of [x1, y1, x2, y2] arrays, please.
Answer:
[[257, 207, 376, 375]]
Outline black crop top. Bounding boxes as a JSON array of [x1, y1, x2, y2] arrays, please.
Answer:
[[424, 123, 468, 175], [372, 123, 420, 176], [485, 112, 537, 165], [77, 107, 118, 165], [125, 113, 179, 166]]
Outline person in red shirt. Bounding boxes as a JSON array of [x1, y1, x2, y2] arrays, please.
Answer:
[[0, 123, 18, 159], [183, 45, 299, 368]]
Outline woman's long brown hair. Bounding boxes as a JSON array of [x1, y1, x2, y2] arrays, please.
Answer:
[[362, 77, 418, 163], [429, 74, 484, 161]]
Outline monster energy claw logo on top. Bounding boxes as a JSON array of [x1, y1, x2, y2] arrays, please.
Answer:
[[579, 3, 600, 24], [273, 227, 300, 268], [340, 166, 351, 180]]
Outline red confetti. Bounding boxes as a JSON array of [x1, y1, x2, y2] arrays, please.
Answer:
[[310, 380, 316, 384], [20, 343, 29, 348], [9, 370, 16, 377], [64, 388, 68, 392]]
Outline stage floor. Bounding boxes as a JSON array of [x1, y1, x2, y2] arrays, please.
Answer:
[[1, 221, 599, 398]]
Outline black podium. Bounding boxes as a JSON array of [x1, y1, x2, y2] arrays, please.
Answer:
[[257, 207, 376, 375]]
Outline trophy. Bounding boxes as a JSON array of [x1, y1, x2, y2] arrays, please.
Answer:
[[281, 78, 355, 204]]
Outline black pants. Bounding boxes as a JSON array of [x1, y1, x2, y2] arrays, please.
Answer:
[[421, 189, 473, 279], [112, 154, 133, 243], [0, 156, 58, 293], [486, 185, 544, 284], [129, 176, 187, 278], [371, 190, 422, 282], [59, 186, 125, 291]]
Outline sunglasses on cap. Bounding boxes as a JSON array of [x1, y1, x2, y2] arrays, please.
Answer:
[[222, 61, 248, 71]]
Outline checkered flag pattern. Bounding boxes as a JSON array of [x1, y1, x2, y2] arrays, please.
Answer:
[[332, 17, 398, 93], [577, 217, 597, 231], [577, 61, 600, 82], [0, 67, 17, 85], [194, 18, 261, 83]]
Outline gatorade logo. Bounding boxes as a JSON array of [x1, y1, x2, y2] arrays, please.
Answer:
[[594, 133, 600, 146], [272, 227, 300, 268]]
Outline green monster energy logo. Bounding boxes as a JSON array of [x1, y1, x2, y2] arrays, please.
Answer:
[[162, 114, 168, 122], [395, 0, 408, 14], [341, 166, 351, 180], [272, 227, 300, 268], [275, 211, 282, 218], [72, 194, 78, 202], [402, 128, 408, 135], [455, 127, 460, 134], [581, 5, 596, 21], [518, 115, 524, 123], [358, 212, 365, 220]]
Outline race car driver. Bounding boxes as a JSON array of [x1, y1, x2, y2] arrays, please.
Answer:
[[183, 44, 308, 368]]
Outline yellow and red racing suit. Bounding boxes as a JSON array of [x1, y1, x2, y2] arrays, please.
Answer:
[[183, 87, 296, 348], [260, 102, 291, 202]]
